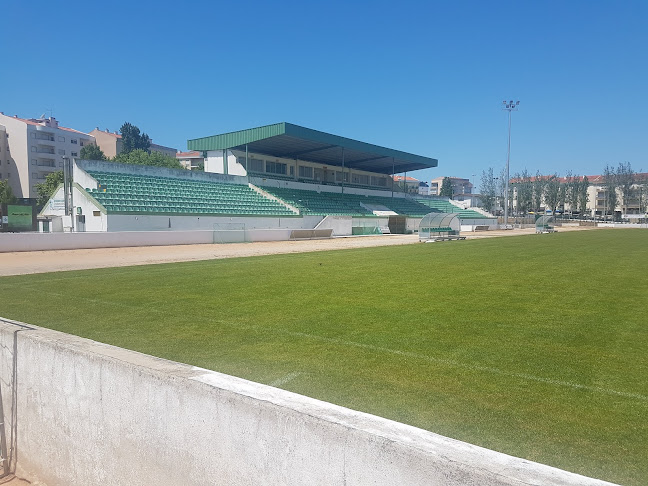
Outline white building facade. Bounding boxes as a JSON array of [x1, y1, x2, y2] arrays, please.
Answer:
[[0, 114, 94, 199], [429, 176, 473, 197], [204, 149, 394, 190]]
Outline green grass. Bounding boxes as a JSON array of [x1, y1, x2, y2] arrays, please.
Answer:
[[1, 229, 647, 485]]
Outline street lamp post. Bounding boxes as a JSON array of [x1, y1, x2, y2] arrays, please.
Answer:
[[502, 100, 520, 228]]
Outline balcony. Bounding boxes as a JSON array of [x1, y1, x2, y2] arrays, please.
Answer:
[[36, 160, 56, 168], [34, 133, 56, 143]]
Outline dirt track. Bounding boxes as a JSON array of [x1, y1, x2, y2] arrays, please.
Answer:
[[0, 226, 596, 277]]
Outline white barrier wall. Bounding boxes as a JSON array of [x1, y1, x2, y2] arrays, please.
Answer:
[[0, 227, 316, 252], [0, 319, 616, 486]]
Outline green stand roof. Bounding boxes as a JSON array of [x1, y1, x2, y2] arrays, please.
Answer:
[[187, 123, 437, 175]]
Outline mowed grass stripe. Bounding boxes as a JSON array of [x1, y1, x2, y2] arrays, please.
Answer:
[[1, 229, 646, 485]]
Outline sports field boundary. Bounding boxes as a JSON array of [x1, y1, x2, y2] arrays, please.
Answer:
[[0, 318, 618, 486]]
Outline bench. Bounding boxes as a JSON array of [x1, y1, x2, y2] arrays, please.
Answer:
[[289, 229, 334, 240], [425, 235, 466, 242]]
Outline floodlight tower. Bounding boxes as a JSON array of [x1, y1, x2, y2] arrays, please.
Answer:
[[502, 100, 520, 227]]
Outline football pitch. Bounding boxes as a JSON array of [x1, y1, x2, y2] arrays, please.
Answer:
[[1, 229, 646, 485]]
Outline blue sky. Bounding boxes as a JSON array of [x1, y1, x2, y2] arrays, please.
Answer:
[[2, 0, 646, 190]]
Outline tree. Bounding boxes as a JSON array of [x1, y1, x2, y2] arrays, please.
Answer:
[[558, 182, 567, 214], [479, 168, 497, 214], [578, 175, 590, 216], [113, 149, 183, 170], [498, 167, 508, 214], [603, 164, 618, 221], [120, 122, 151, 154], [512, 169, 532, 215], [80, 144, 107, 161], [0, 180, 16, 204], [565, 172, 580, 215], [543, 174, 560, 215], [440, 177, 453, 198], [532, 172, 546, 213], [615, 162, 635, 215], [35, 170, 64, 210]]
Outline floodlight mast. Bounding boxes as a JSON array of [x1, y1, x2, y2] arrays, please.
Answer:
[[502, 100, 519, 227]]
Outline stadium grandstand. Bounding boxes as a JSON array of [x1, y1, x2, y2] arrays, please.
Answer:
[[38, 123, 496, 236]]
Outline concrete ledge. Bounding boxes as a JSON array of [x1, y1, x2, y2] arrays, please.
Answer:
[[0, 318, 617, 486], [0, 228, 305, 252]]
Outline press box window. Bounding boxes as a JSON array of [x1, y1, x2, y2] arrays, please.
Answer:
[[248, 159, 264, 172], [266, 161, 286, 175], [298, 166, 313, 178]]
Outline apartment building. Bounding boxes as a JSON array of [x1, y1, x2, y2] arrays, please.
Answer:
[[0, 113, 94, 199], [391, 175, 421, 194], [90, 128, 177, 158], [176, 151, 205, 170]]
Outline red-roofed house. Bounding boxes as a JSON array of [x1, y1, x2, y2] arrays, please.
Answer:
[[391, 174, 420, 194], [176, 151, 205, 170], [89, 128, 177, 159], [0, 113, 95, 198]]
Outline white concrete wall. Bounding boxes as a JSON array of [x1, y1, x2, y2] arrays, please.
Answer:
[[205, 150, 243, 175], [0, 318, 617, 486], [76, 159, 248, 186], [107, 214, 321, 232], [314, 216, 353, 236], [0, 227, 318, 252], [251, 176, 405, 198], [40, 184, 108, 232]]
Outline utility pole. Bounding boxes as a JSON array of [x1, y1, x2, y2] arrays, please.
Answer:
[[502, 100, 520, 228]]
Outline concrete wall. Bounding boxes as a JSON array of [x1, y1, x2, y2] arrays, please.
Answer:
[[251, 176, 404, 198], [75, 159, 249, 186], [0, 318, 616, 486], [0, 227, 316, 252], [107, 214, 320, 232], [314, 216, 353, 236], [40, 184, 108, 232]]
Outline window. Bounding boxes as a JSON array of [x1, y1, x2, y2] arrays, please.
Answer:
[[31, 159, 37, 165], [71, 139, 78, 144], [298, 166, 313, 178], [249, 158, 264, 172], [71, 152, 78, 157], [58, 149, 65, 155], [289, 166, 294, 176], [80, 141, 85, 146], [336, 171, 349, 182], [266, 161, 287, 175], [31, 132, 36, 138], [58, 136, 65, 142], [32, 172, 38, 179], [93, 211, 101, 217]]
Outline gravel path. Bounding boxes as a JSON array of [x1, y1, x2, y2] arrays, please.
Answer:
[[0, 226, 596, 277]]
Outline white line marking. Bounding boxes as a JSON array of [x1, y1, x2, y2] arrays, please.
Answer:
[[283, 330, 648, 403], [269, 371, 302, 387], [9, 280, 646, 403]]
